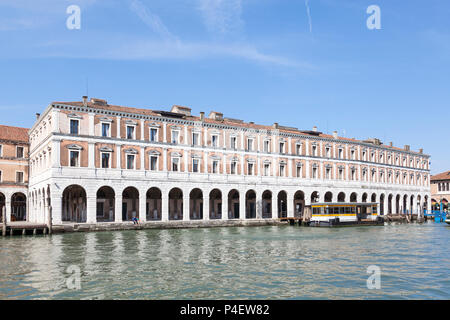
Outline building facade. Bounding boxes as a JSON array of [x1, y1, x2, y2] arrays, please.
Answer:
[[26, 97, 431, 225], [431, 171, 450, 211], [0, 125, 29, 222]]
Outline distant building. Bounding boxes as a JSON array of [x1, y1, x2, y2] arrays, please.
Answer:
[[0, 125, 29, 222], [431, 171, 450, 211]]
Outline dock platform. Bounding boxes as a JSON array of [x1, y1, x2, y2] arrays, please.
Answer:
[[2, 222, 49, 236]]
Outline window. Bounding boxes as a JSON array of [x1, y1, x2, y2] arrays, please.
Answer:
[[16, 171, 24, 183], [338, 168, 344, 180], [326, 168, 331, 179], [0, 170, 2, 182], [325, 147, 331, 158], [248, 163, 254, 175], [172, 158, 179, 172], [231, 161, 237, 174], [171, 130, 179, 144], [362, 151, 367, 161], [230, 137, 237, 150], [363, 170, 367, 181], [296, 144, 301, 155], [371, 153, 375, 162], [192, 132, 199, 146], [0, 145, 2, 157], [338, 149, 343, 159], [264, 140, 270, 153], [126, 126, 135, 140], [150, 156, 158, 171], [312, 145, 317, 156], [247, 139, 253, 151], [279, 164, 285, 176], [192, 159, 199, 173], [70, 119, 79, 135], [279, 142, 285, 154], [126, 154, 135, 169], [101, 153, 110, 168], [351, 150, 355, 160], [70, 150, 79, 167], [312, 167, 318, 179], [351, 169, 356, 180], [296, 165, 302, 177], [102, 123, 110, 137], [212, 160, 218, 174], [264, 163, 270, 176], [16, 146, 24, 158], [150, 128, 158, 142], [212, 135, 218, 148]]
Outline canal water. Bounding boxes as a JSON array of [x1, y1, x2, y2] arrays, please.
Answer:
[[0, 222, 449, 299]]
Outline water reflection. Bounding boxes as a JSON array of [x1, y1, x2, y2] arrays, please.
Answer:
[[0, 222, 449, 299]]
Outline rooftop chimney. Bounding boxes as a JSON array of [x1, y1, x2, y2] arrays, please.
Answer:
[[333, 131, 338, 139], [273, 123, 279, 129], [419, 148, 423, 154], [200, 112, 205, 121], [312, 126, 317, 132], [82, 96, 88, 107], [404, 145, 410, 151], [389, 142, 393, 147], [36, 113, 40, 120]]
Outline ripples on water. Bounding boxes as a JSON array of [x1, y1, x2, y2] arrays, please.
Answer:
[[0, 222, 449, 299]]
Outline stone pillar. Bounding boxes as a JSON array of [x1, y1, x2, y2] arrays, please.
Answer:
[[272, 195, 278, 219], [52, 194, 62, 224], [116, 116, 121, 139], [115, 194, 123, 222], [86, 196, 97, 224], [139, 191, 146, 222], [240, 194, 246, 220], [163, 122, 167, 143], [88, 142, 95, 168], [140, 119, 145, 141], [222, 194, 228, 220], [203, 194, 210, 220], [140, 147, 145, 171], [306, 160, 310, 179], [5, 198, 11, 223], [163, 148, 168, 172], [116, 145, 121, 169], [88, 113, 95, 136], [52, 109, 60, 133], [183, 195, 189, 221], [287, 194, 294, 218], [256, 192, 262, 219], [52, 140, 61, 168], [161, 193, 168, 222]]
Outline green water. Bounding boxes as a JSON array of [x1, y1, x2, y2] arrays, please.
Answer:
[[0, 222, 449, 299]]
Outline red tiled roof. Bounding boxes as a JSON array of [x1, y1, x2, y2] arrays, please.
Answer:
[[52, 100, 424, 154], [0, 125, 29, 143], [431, 171, 450, 181]]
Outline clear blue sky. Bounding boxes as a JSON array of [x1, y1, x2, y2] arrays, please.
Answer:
[[0, 0, 449, 174]]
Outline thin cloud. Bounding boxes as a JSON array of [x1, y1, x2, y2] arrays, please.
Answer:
[[305, 0, 312, 33], [129, 0, 178, 41], [198, 0, 243, 34]]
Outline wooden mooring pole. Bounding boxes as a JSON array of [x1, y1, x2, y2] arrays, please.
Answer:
[[2, 206, 6, 237], [47, 205, 53, 235]]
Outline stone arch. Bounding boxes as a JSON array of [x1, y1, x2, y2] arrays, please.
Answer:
[[96, 186, 115, 222], [362, 193, 368, 203], [403, 194, 408, 214], [311, 191, 320, 203], [228, 189, 240, 219], [262, 190, 272, 219], [11, 192, 27, 221], [380, 193, 385, 215], [246, 189, 257, 219], [278, 190, 287, 218], [371, 193, 377, 203], [169, 188, 183, 220], [122, 187, 139, 221], [209, 189, 222, 220], [146, 187, 162, 221], [350, 192, 358, 203], [0, 192, 5, 222], [338, 192, 346, 202], [294, 190, 305, 217], [324, 191, 333, 202], [62, 185, 87, 223], [190, 188, 203, 220], [395, 194, 401, 214]]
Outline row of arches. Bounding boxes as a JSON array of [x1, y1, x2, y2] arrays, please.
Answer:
[[57, 185, 429, 223], [0, 192, 27, 222]]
